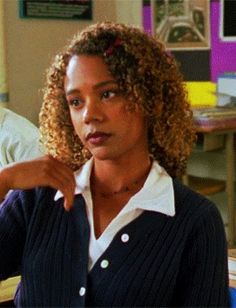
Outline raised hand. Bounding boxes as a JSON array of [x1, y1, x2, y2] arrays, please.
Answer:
[[0, 155, 76, 211]]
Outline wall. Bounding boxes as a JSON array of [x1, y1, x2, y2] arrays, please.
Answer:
[[3, 0, 142, 125]]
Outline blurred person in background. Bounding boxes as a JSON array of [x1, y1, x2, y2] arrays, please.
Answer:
[[0, 107, 43, 167]]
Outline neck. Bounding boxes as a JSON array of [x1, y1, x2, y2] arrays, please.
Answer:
[[91, 154, 152, 196]]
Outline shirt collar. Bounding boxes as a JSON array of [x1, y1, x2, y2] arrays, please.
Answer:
[[126, 162, 175, 216], [54, 158, 93, 201], [54, 158, 175, 217]]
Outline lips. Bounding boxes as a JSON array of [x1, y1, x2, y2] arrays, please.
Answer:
[[86, 131, 111, 145]]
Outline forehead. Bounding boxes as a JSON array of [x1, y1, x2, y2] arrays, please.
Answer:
[[65, 55, 114, 84]]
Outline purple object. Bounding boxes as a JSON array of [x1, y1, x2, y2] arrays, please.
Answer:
[[142, 1, 236, 82]]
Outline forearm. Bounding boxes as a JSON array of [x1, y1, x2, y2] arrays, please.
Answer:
[[0, 168, 10, 202]]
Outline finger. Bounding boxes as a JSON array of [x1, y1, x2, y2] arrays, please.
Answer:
[[45, 156, 75, 181], [64, 197, 74, 212], [48, 173, 76, 206], [60, 181, 76, 211], [46, 158, 76, 210], [48, 159, 76, 186], [46, 178, 75, 211], [40, 156, 76, 190], [34, 156, 76, 210]]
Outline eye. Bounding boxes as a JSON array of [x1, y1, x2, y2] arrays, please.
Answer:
[[101, 90, 118, 100], [67, 97, 83, 108]]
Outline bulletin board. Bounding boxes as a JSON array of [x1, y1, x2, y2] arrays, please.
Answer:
[[143, 0, 236, 82], [19, 0, 92, 20], [151, 0, 210, 50], [142, 0, 210, 81]]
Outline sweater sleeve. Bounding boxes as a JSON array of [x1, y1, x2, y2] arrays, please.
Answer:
[[0, 190, 33, 280], [172, 201, 230, 307]]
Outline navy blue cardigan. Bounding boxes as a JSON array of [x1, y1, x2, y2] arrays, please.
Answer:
[[0, 180, 229, 307]]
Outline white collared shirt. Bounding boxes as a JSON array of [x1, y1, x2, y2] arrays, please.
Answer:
[[0, 108, 43, 167], [55, 158, 175, 270]]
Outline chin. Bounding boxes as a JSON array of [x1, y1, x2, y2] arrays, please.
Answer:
[[90, 148, 120, 161]]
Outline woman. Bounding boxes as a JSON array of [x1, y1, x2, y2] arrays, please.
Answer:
[[0, 22, 229, 307]]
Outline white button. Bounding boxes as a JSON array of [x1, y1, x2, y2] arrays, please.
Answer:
[[79, 287, 86, 296], [100, 259, 109, 269], [121, 233, 129, 243]]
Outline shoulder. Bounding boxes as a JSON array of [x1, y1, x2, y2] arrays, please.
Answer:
[[0, 108, 6, 124], [0, 108, 39, 139], [172, 178, 224, 228], [170, 179, 227, 254], [173, 178, 215, 209], [0, 109, 42, 164]]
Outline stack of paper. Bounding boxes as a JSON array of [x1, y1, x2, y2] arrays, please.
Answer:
[[228, 249, 236, 288], [217, 75, 236, 106], [193, 107, 236, 120]]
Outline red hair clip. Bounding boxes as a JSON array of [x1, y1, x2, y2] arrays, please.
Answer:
[[104, 38, 122, 57]]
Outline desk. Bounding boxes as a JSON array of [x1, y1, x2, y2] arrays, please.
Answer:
[[186, 111, 236, 246]]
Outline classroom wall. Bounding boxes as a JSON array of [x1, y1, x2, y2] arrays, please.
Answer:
[[3, 0, 142, 125], [4, 0, 236, 123]]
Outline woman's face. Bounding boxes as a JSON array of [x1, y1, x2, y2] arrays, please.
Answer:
[[64, 55, 149, 162]]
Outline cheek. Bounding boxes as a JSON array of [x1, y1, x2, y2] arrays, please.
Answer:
[[70, 112, 83, 137], [129, 115, 147, 138]]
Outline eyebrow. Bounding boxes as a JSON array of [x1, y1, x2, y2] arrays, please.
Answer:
[[94, 80, 117, 89], [65, 80, 118, 96]]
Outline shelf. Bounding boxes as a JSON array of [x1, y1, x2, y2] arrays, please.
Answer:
[[189, 120, 236, 245], [195, 133, 225, 152], [187, 175, 226, 195]]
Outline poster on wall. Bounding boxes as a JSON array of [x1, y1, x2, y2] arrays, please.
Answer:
[[151, 0, 210, 50], [19, 0, 92, 20]]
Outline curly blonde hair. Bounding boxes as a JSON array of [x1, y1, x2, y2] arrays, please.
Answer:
[[39, 21, 196, 177]]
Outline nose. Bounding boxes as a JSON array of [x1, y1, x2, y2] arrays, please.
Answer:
[[82, 97, 104, 124]]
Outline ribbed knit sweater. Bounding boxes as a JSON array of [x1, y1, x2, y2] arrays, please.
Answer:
[[0, 179, 229, 307]]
